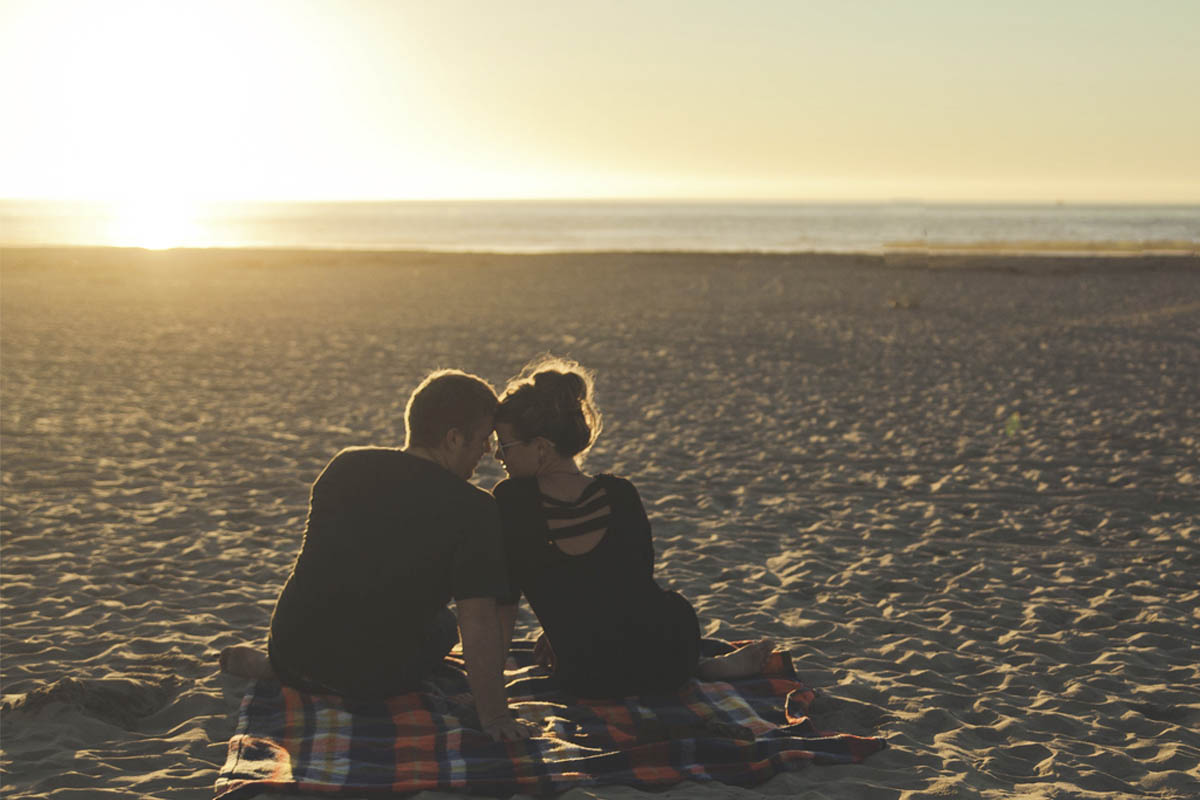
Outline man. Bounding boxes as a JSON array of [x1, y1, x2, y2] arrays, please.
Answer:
[[220, 369, 530, 741]]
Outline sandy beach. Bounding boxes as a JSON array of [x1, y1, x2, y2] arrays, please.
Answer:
[[2, 246, 1198, 799]]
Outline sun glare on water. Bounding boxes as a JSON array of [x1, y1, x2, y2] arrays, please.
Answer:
[[104, 201, 208, 250]]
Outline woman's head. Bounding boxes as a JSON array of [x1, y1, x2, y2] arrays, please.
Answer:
[[494, 356, 602, 474]]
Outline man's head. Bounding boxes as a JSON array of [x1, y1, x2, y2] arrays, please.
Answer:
[[405, 369, 498, 480]]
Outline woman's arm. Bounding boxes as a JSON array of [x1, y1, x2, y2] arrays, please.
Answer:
[[624, 480, 656, 575]]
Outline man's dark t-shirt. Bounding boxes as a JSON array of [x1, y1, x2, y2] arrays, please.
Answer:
[[267, 447, 507, 697]]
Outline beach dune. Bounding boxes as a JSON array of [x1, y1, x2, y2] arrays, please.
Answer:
[[2, 247, 1198, 799]]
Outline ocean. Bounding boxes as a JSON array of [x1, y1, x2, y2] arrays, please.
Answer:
[[1, 199, 1196, 254]]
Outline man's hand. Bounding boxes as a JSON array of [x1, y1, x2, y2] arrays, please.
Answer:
[[533, 631, 555, 670], [482, 714, 536, 742], [458, 597, 529, 743]]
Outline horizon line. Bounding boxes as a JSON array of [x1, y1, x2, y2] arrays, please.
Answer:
[[4, 195, 1199, 207]]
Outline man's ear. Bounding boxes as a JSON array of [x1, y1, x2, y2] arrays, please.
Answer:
[[443, 427, 466, 450]]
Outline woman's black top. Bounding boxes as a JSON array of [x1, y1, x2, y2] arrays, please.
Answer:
[[493, 474, 700, 697]]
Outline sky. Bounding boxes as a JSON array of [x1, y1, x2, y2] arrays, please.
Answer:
[[2, 0, 1199, 204]]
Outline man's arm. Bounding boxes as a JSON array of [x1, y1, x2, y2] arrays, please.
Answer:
[[456, 596, 531, 741]]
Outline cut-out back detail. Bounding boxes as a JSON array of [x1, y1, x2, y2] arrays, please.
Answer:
[[542, 482, 609, 555]]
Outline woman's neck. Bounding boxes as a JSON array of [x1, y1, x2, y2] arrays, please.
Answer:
[[536, 457, 591, 501]]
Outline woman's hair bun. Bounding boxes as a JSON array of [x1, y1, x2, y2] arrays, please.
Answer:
[[497, 355, 603, 460], [533, 369, 587, 402]]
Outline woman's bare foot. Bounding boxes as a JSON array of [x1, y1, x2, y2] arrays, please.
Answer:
[[696, 639, 775, 681], [219, 644, 276, 679]]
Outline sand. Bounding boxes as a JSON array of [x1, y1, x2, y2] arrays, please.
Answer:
[[2, 246, 1198, 800]]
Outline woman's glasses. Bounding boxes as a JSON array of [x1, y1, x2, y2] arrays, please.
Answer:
[[495, 438, 529, 457]]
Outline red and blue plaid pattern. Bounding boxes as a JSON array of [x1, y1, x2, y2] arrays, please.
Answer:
[[214, 641, 886, 798]]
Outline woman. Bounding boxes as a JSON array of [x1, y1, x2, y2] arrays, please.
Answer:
[[492, 356, 772, 698]]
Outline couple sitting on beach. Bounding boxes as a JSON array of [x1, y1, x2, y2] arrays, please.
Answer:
[[220, 358, 772, 741]]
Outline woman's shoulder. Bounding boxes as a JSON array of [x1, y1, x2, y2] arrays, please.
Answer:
[[594, 474, 645, 503], [594, 472, 636, 490]]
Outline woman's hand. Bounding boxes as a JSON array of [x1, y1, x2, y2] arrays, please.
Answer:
[[533, 631, 556, 670]]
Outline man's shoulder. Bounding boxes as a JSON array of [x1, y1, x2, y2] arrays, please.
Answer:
[[404, 468, 497, 516], [456, 478, 499, 508], [323, 445, 402, 467], [316, 448, 484, 497], [315, 446, 404, 482], [491, 476, 538, 503], [388, 457, 498, 515], [491, 476, 516, 496]]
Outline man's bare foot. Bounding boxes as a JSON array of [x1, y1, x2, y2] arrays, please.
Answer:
[[696, 639, 775, 681], [219, 645, 276, 679]]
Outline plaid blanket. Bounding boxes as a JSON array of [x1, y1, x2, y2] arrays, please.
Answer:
[[214, 640, 886, 798]]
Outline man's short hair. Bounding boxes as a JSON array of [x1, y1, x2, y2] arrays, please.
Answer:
[[404, 369, 498, 449]]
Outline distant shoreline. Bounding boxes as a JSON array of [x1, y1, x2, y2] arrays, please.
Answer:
[[4, 200, 1196, 255], [4, 244, 1197, 275], [3, 239, 1198, 255]]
